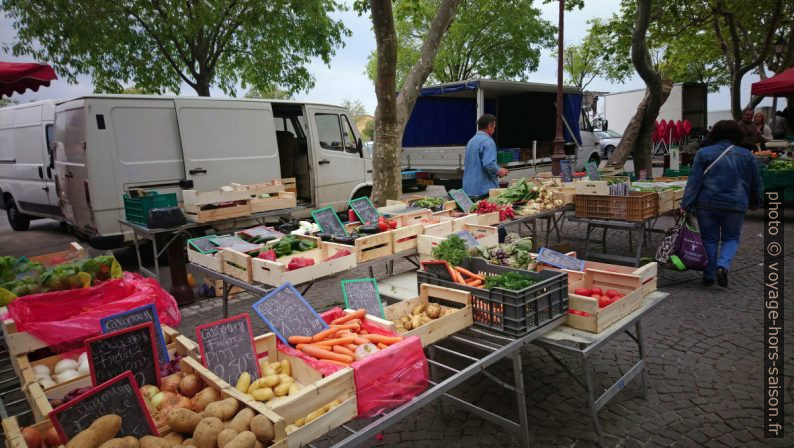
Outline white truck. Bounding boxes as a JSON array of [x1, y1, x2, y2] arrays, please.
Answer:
[[1, 95, 372, 248], [400, 79, 601, 189], [603, 82, 708, 136]]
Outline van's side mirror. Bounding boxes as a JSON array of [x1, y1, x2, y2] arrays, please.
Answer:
[[602, 121, 608, 132], [357, 138, 363, 157]]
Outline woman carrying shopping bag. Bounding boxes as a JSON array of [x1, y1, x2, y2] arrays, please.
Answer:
[[681, 120, 762, 287]]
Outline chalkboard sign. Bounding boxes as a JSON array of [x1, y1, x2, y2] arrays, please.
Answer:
[[49, 371, 157, 443], [455, 230, 479, 248], [560, 160, 573, 182], [253, 282, 329, 345], [196, 314, 259, 385], [311, 207, 347, 237], [348, 197, 380, 225], [420, 260, 455, 282], [86, 322, 161, 388], [211, 235, 262, 253], [537, 247, 586, 272], [586, 162, 601, 180], [341, 278, 384, 318], [100, 304, 169, 365], [239, 225, 283, 241], [449, 189, 474, 212], [189, 235, 219, 254]]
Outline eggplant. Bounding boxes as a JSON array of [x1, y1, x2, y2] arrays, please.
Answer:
[[317, 232, 333, 242], [278, 221, 299, 233], [358, 224, 380, 235], [333, 235, 356, 245]]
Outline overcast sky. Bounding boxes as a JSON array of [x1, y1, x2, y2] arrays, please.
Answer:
[[0, 1, 773, 113]]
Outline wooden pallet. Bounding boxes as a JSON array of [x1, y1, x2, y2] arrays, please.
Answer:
[[381, 284, 473, 347], [565, 269, 658, 333]]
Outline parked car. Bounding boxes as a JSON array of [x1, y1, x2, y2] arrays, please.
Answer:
[[595, 129, 622, 158]]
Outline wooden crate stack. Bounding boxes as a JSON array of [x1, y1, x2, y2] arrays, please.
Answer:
[[183, 178, 298, 223]]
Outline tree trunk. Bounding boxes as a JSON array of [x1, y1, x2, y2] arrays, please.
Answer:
[[606, 82, 672, 169], [194, 82, 211, 97], [729, 75, 743, 119]]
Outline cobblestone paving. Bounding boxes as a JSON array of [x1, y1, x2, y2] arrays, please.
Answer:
[[175, 209, 794, 448]]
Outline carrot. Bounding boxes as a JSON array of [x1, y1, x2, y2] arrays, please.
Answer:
[[331, 309, 366, 325], [311, 327, 337, 342], [362, 334, 403, 345], [322, 359, 351, 367], [300, 344, 354, 363], [455, 266, 485, 281], [359, 330, 368, 335], [466, 279, 483, 287], [377, 343, 388, 350], [288, 335, 313, 345], [454, 270, 468, 285], [334, 329, 352, 338], [296, 344, 306, 351], [332, 345, 355, 357], [315, 336, 356, 347], [330, 323, 361, 332], [352, 336, 369, 345], [344, 343, 357, 351]]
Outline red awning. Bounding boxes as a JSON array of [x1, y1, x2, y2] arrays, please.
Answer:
[[0, 61, 58, 98], [750, 67, 794, 97]]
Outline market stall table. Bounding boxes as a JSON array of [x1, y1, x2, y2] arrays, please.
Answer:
[[533, 290, 669, 446], [495, 205, 573, 249], [566, 216, 654, 267]]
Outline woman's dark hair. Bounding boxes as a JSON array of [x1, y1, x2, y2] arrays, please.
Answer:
[[708, 120, 745, 145]]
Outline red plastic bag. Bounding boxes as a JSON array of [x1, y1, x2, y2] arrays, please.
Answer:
[[5, 272, 181, 352], [287, 257, 315, 271], [277, 307, 428, 418], [324, 249, 351, 261]]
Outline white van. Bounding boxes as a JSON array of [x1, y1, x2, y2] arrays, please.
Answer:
[[0, 100, 62, 230], [50, 95, 372, 248]]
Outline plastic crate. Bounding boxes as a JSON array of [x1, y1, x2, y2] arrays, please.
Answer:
[[497, 151, 513, 164], [123, 191, 178, 226], [417, 258, 568, 337], [761, 169, 794, 189], [663, 166, 691, 177], [574, 191, 658, 222]]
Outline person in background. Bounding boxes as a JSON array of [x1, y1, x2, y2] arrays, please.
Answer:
[[681, 120, 762, 288], [462, 114, 508, 200], [736, 108, 760, 149], [772, 110, 787, 140], [753, 112, 773, 142]]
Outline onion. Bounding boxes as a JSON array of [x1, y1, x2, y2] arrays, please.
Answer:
[[160, 373, 182, 393], [78, 360, 90, 375], [55, 370, 80, 384], [77, 352, 87, 365], [152, 391, 176, 409], [33, 364, 50, 376], [54, 359, 78, 375], [21, 427, 42, 448], [140, 385, 160, 400], [179, 373, 203, 397], [40, 377, 56, 389]]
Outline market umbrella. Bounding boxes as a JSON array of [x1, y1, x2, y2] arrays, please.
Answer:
[[0, 61, 57, 98], [750, 67, 794, 97]]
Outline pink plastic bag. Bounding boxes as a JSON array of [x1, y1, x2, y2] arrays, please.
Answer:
[[277, 307, 428, 418], [6, 272, 181, 352]]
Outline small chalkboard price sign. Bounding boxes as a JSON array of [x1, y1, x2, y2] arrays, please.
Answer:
[[100, 304, 169, 365], [586, 161, 601, 181], [420, 260, 456, 282], [239, 225, 284, 241], [537, 247, 586, 271], [188, 235, 220, 254], [560, 160, 573, 182], [348, 197, 380, 225], [86, 322, 161, 388], [49, 371, 157, 442], [311, 206, 348, 237], [449, 189, 474, 212], [341, 278, 384, 318], [196, 314, 259, 385], [211, 235, 263, 254], [253, 282, 329, 345], [454, 230, 479, 248]]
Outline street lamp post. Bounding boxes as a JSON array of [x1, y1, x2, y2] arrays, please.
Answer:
[[770, 36, 786, 130], [551, 0, 566, 175]]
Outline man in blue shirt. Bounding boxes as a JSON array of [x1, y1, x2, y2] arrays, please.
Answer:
[[463, 114, 508, 198]]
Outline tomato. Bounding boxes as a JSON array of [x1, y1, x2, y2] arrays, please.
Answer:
[[567, 309, 591, 317], [574, 288, 591, 296], [591, 294, 602, 300], [605, 289, 619, 298], [590, 287, 603, 296], [598, 296, 611, 308]]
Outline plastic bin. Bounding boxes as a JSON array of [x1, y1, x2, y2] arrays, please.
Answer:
[[123, 191, 178, 226], [497, 151, 513, 164], [574, 191, 658, 221], [662, 166, 691, 177], [417, 258, 568, 337]]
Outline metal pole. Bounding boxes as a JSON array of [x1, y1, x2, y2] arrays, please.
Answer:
[[551, 0, 566, 175]]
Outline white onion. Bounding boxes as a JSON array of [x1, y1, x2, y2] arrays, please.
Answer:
[[54, 359, 78, 375], [39, 377, 56, 389], [33, 364, 51, 376], [78, 360, 90, 375], [34, 371, 51, 381], [77, 352, 87, 364], [55, 369, 80, 383]]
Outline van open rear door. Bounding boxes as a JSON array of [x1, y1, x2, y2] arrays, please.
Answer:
[[173, 99, 281, 191]]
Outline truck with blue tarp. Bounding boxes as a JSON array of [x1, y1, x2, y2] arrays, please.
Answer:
[[400, 79, 601, 189]]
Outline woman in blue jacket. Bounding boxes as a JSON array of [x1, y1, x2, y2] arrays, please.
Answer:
[[681, 120, 762, 287]]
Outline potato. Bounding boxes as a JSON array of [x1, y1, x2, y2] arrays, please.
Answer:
[[192, 417, 224, 448], [216, 428, 238, 448], [420, 315, 432, 325], [273, 382, 290, 397], [411, 304, 426, 316], [224, 431, 256, 448], [410, 315, 422, 329], [204, 398, 240, 421], [425, 303, 441, 319], [277, 374, 292, 384], [262, 367, 277, 377], [235, 372, 251, 394], [121, 436, 139, 448], [399, 315, 410, 324], [226, 408, 255, 433], [305, 406, 326, 423], [324, 399, 342, 411], [98, 438, 131, 448], [192, 387, 221, 412], [253, 441, 265, 448], [402, 319, 413, 330], [183, 438, 194, 446], [249, 415, 274, 443], [168, 408, 203, 434], [163, 432, 184, 445], [91, 414, 122, 444], [261, 375, 280, 388], [285, 425, 298, 434], [251, 387, 274, 401], [66, 428, 100, 448], [294, 417, 306, 427], [138, 436, 173, 448], [279, 360, 291, 377]]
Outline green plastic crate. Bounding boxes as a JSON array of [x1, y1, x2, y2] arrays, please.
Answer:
[[761, 169, 794, 189], [123, 191, 178, 226], [663, 165, 691, 177], [497, 151, 513, 164]]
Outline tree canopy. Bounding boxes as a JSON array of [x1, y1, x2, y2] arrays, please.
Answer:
[[2, 0, 350, 96], [562, 18, 632, 90], [366, 0, 555, 85]]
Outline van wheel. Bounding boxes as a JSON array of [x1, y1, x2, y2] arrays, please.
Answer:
[[588, 154, 601, 166], [352, 187, 372, 200], [5, 199, 30, 231]]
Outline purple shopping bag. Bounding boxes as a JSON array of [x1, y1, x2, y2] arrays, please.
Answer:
[[674, 213, 708, 271]]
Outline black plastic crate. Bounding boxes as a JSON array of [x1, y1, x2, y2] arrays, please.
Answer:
[[417, 258, 568, 337]]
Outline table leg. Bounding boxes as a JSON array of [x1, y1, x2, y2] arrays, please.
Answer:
[[582, 356, 604, 446], [628, 228, 633, 254], [584, 224, 593, 259], [223, 282, 231, 318], [152, 235, 160, 282], [636, 321, 649, 400], [634, 230, 644, 267], [512, 351, 530, 448], [368, 266, 374, 279], [131, 230, 143, 272], [601, 227, 608, 253]]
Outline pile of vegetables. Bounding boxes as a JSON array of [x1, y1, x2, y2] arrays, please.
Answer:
[[234, 359, 300, 403], [573, 286, 625, 309], [494, 179, 539, 204], [286, 399, 343, 435], [469, 233, 534, 269], [259, 235, 316, 259], [484, 271, 536, 291], [34, 353, 89, 390], [471, 200, 515, 221], [767, 159, 794, 171], [430, 235, 469, 266], [392, 302, 453, 334], [410, 196, 446, 210], [0, 254, 122, 303], [513, 185, 564, 216]]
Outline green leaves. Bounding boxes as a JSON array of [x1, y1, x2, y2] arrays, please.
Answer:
[[2, 0, 350, 96]]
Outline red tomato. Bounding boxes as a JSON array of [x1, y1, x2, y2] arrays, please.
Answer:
[[567, 309, 591, 317], [605, 289, 619, 299], [598, 296, 611, 308], [574, 288, 591, 296], [591, 294, 602, 300], [590, 287, 603, 296]]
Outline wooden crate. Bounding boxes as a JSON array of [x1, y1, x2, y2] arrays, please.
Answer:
[[565, 269, 658, 333], [536, 257, 657, 285], [244, 240, 356, 287], [28, 242, 87, 267], [488, 188, 506, 201], [250, 191, 298, 214], [187, 242, 223, 272], [476, 212, 501, 226], [417, 224, 498, 261], [220, 235, 315, 283], [381, 284, 473, 347], [422, 220, 453, 238], [183, 186, 252, 223], [574, 181, 610, 195], [673, 188, 685, 201], [231, 178, 291, 195], [391, 223, 424, 254], [394, 209, 432, 227], [352, 231, 392, 263], [656, 189, 676, 214]]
